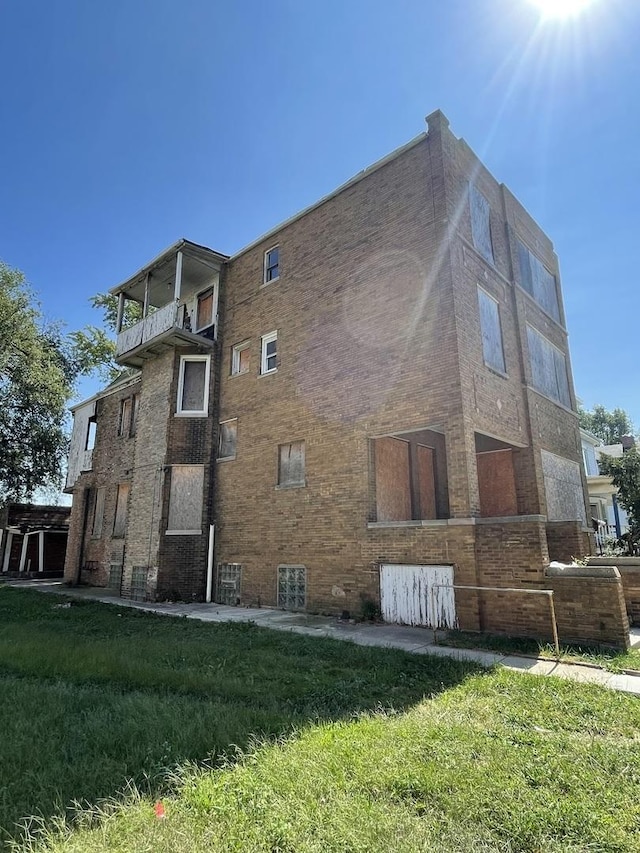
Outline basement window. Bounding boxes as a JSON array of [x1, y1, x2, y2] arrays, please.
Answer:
[[469, 184, 494, 265], [278, 441, 305, 487], [527, 325, 571, 408], [278, 565, 306, 610], [177, 355, 210, 416], [372, 429, 450, 522]]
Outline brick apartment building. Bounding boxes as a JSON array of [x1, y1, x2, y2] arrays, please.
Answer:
[[64, 110, 629, 646]]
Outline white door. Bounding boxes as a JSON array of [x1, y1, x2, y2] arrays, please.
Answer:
[[379, 564, 457, 628]]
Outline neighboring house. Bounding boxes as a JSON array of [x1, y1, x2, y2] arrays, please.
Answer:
[[64, 110, 595, 638], [0, 504, 70, 576], [580, 428, 631, 546]]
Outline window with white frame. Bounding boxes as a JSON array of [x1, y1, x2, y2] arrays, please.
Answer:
[[195, 287, 215, 331], [177, 355, 210, 415], [526, 325, 571, 408], [261, 331, 278, 374], [218, 419, 237, 460], [231, 340, 250, 376], [477, 287, 506, 373], [166, 465, 204, 535], [469, 184, 494, 265], [263, 246, 279, 284], [278, 441, 305, 487]]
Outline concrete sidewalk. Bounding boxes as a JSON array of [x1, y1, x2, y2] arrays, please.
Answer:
[[7, 579, 640, 696]]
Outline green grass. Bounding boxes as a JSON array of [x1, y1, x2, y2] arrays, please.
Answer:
[[443, 629, 640, 672], [2, 588, 640, 852], [0, 587, 476, 847]]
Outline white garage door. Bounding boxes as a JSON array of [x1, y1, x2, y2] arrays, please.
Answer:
[[380, 564, 457, 628]]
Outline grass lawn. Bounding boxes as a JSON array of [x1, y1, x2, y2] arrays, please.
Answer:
[[1, 587, 639, 852], [443, 629, 640, 673]]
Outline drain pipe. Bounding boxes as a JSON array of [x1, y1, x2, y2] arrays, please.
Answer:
[[205, 524, 215, 603]]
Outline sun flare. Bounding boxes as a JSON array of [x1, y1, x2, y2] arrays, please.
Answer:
[[527, 0, 594, 19]]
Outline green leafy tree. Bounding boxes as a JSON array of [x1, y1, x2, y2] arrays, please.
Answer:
[[578, 404, 635, 445], [598, 449, 640, 553], [69, 293, 142, 382], [0, 262, 77, 502]]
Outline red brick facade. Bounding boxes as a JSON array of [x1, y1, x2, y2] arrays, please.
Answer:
[[64, 110, 629, 647]]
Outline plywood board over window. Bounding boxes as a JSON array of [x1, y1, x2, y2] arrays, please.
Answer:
[[541, 450, 587, 525], [477, 449, 518, 517], [113, 483, 130, 538], [167, 465, 204, 534], [278, 441, 305, 487], [417, 445, 437, 520], [469, 184, 494, 265], [374, 437, 411, 521]]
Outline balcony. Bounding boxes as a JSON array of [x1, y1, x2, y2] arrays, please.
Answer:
[[111, 239, 228, 368]]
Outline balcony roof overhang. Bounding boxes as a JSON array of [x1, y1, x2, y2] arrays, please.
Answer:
[[109, 239, 228, 303]]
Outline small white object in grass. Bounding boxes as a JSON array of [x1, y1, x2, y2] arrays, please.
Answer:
[[53, 602, 72, 609]]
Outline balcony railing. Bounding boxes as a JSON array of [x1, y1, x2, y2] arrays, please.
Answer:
[[116, 302, 178, 357]]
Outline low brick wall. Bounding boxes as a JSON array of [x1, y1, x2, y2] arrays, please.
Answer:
[[587, 557, 640, 627], [546, 521, 591, 563], [546, 564, 630, 649]]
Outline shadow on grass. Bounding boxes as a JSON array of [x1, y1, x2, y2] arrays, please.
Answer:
[[0, 587, 484, 847]]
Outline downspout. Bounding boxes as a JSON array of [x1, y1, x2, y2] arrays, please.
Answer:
[[205, 524, 215, 603]]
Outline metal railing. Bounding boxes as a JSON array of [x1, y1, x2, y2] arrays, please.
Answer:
[[433, 583, 560, 658]]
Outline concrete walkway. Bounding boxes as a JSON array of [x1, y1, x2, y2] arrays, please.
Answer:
[[7, 579, 640, 696]]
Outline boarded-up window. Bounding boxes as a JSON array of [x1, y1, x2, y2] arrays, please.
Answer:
[[278, 441, 305, 487], [196, 288, 214, 330], [518, 241, 560, 322], [374, 437, 411, 522], [92, 487, 106, 537], [118, 398, 132, 437], [477, 449, 518, 517], [417, 445, 437, 520], [218, 419, 237, 460], [130, 394, 140, 436], [527, 325, 571, 408], [541, 450, 587, 525], [167, 465, 204, 534], [478, 287, 506, 373], [469, 184, 494, 264], [231, 341, 250, 375], [113, 483, 130, 538], [178, 356, 209, 414]]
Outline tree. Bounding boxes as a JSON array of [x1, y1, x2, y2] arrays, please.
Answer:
[[578, 404, 635, 445], [69, 293, 142, 382], [598, 449, 640, 554], [0, 262, 77, 503]]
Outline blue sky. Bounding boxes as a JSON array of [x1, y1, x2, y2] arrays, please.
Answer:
[[1, 0, 639, 426]]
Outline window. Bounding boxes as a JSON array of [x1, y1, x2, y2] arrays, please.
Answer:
[[526, 325, 571, 408], [196, 287, 215, 331], [130, 394, 140, 436], [231, 340, 251, 376], [278, 565, 306, 610], [113, 483, 130, 538], [218, 419, 237, 460], [261, 331, 278, 374], [264, 246, 279, 284], [477, 287, 506, 373], [469, 184, 494, 264], [91, 487, 106, 538], [85, 418, 97, 451], [177, 355, 210, 415], [582, 443, 599, 477], [118, 398, 132, 437], [517, 241, 561, 322], [166, 465, 204, 534], [278, 441, 305, 487]]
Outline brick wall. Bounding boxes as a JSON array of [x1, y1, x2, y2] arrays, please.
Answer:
[[587, 557, 640, 626]]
